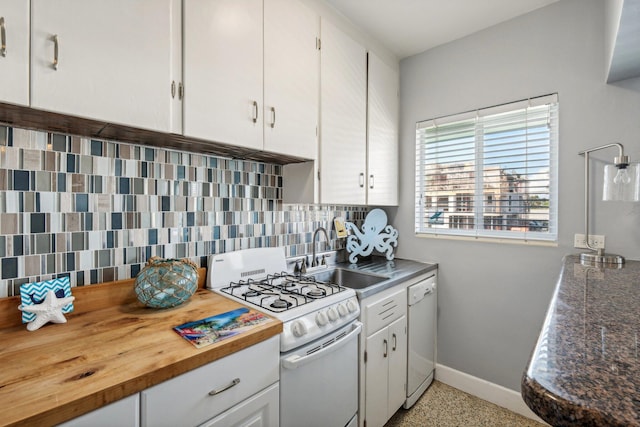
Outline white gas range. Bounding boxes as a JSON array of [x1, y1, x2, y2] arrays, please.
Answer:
[[207, 247, 361, 427]]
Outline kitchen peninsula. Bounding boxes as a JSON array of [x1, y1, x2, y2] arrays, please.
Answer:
[[522, 256, 640, 426]]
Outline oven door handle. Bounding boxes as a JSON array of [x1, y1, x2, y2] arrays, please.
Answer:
[[282, 321, 362, 370]]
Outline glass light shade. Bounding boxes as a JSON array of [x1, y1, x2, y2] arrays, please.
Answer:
[[603, 163, 639, 201]]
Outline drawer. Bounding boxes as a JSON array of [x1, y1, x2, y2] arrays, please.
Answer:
[[364, 287, 406, 336], [141, 336, 279, 427]]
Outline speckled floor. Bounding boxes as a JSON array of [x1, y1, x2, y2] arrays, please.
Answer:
[[385, 381, 545, 427]]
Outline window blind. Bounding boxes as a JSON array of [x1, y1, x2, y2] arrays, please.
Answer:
[[415, 94, 558, 242]]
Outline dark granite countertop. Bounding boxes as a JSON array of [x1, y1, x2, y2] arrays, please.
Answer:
[[336, 256, 437, 299], [522, 255, 640, 427]]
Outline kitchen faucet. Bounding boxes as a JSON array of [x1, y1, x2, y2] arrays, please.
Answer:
[[311, 227, 331, 267]]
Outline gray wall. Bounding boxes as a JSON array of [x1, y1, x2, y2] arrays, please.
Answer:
[[395, 0, 640, 391]]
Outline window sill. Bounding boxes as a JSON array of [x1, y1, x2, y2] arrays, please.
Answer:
[[415, 232, 558, 247]]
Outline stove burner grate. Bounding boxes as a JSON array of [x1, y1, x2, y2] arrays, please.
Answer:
[[218, 271, 346, 313]]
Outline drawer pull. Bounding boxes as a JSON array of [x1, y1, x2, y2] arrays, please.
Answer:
[[252, 101, 258, 123], [1, 17, 6, 57], [52, 34, 59, 70], [208, 378, 240, 396]]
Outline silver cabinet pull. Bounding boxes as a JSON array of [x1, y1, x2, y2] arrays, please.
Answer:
[[252, 101, 258, 123], [1, 17, 6, 57], [52, 34, 59, 70], [359, 173, 365, 188], [178, 82, 184, 100], [270, 107, 276, 128], [392, 333, 397, 351], [369, 174, 374, 189], [208, 378, 240, 396], [171, 80, 176, 98], [383, 338, 388, 358]]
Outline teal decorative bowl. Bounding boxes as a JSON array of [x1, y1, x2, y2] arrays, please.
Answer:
[[134, 257, 199, 308]]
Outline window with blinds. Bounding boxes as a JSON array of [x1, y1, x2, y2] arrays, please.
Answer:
[[415, 94, 558, 242]]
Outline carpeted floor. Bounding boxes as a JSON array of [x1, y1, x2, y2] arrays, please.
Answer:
[[385, 381, 546, 427]]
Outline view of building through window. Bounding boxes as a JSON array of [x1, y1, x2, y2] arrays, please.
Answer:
[[415, 94, 558, 242]]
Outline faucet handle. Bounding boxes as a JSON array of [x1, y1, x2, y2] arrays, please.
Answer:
[[321, 254, 327, 266], [300, 257, 307, 275]]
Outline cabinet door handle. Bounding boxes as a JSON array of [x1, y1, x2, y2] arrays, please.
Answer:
[[178, 82, 184, 100], [252, 101, 258, 123], [1, 17, 6, 57], [359, 173, 365, 188], [208, 378, 240, 396], [171, 80, 176, 98], [369, 174, 374, 189], [52, 34, 59, 70], [270, 107, 276, 128], [383, 338, 388, 358], [392, 333, 397, 351]]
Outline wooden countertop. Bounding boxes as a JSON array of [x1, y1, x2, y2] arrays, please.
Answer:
[[0, 271, 282, 427], [521, 256, 640, 426]]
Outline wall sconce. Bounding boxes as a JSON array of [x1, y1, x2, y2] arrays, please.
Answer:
[[578, 143, 639, 266]]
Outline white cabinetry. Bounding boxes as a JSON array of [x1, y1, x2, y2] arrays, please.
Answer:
[[319, 19, 367, 205], [367, 52, 399, 206], [183, 0, 262, 151], [361, 287, 407, 427], [183, 0, 318, 159], [57, 393, 140, 427], [201, 383, 278, 427], [0, 0, 29, 106], [317, 21, 398, 206], [141, 336, 279, 427], [30, 0, 181, 133]]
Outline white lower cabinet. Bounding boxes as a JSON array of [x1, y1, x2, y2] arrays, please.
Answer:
[[141, 336, 279, 427], [360, 287, 407, 427], [200, 382, 278, 427], [56, 393, 140, 427]]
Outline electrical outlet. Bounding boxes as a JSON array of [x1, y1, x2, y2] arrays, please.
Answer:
[[574, 233, 605, 249]]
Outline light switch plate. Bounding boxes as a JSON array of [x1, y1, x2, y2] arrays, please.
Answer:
[[574, 233, 605, 249], [334, 217, 348, 238]]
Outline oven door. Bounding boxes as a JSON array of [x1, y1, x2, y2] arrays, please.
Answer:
[[280, 321, 362, 427]]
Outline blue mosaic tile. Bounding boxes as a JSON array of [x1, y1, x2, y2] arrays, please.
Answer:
[[91, 140, 103, 156], [75, 194, 88, 212], [30, 213, 46, 233], [2, 257, 17, 279], [51, 134, 67, 152], [13, 170, 29, 191], [0, 124, 369, 295]]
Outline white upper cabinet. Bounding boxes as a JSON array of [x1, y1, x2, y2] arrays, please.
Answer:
[[30, 0, 181, 133], [263, 0, 319, 159], [319, 19, 367, 205], [367, 52, 399, 206], [184, 0, 319, 158], [0, 0, 29, 106], [183, 0, 263, 150]]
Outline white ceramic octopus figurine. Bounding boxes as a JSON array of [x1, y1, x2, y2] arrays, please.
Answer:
[[346, 209, 399, 263]]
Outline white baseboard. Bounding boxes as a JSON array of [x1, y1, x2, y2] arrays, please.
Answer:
[[435, 364, 548, 425]]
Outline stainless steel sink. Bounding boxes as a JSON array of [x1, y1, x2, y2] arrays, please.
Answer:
[[310, 267, 389, 290]]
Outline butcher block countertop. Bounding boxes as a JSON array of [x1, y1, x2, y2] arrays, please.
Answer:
[[522, 256, 640, 426], [0, 269, 282, 427]]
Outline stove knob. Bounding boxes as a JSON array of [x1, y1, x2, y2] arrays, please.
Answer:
[[316, 311, 328, 327], [346, 300, 358, 313], [337, 304, 348, 317], [327, 307, 339, 322], [291, 320, 308, 337]]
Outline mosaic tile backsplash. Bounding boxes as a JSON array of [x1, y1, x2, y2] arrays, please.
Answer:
[[0, 125, 368, 297]]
